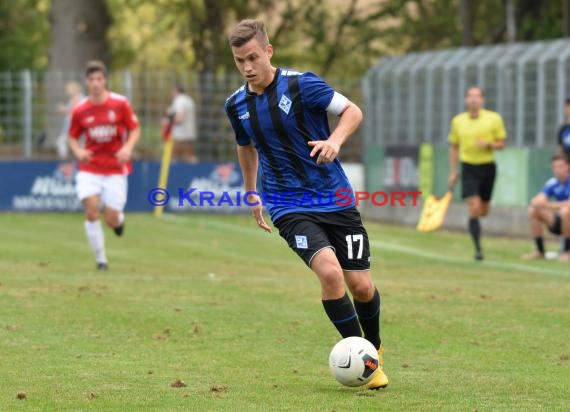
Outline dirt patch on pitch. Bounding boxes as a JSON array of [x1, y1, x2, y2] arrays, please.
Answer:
[[171, 379, 187, 388], [210, 384, 228, 393]]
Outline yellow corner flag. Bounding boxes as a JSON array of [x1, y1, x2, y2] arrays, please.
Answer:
[[155, 119, 174, 218], [416, 185, 455, 232]]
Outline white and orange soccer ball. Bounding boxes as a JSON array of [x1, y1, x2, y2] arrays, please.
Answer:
[[328, 337, 379, 387]]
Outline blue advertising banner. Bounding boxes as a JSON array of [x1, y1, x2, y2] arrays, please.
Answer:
[[164, 162, 248, 214], [0, 161, 82, 211], [0, 161, 246, 213]]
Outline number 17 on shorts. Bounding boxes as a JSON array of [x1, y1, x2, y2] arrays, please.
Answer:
[[345, 234, 364, 260]]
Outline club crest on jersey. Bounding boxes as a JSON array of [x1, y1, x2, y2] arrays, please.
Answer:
[[86, 116, 95, 123], [295, 235, 308, 249], [108, 110, 116, 122], [279, 94, 292, 115]]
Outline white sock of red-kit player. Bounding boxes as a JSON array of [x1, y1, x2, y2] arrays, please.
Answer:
[[118, 212, 125, 226], [84, 220, 107, 264]]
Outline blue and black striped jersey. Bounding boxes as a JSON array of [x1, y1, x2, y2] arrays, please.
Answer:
[[225, 68, 356, 221]]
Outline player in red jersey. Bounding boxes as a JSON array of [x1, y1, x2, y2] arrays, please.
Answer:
[[68, 61, 140, 271]]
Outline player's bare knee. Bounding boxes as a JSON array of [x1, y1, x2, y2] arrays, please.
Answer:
[[560, 205, 570, 219], [468, 206, 481, 218], [85, 208, 99, 221], [349, 279, 374, 302], [321, 269, 344, 288], [317, 265, 344, 291], [527, 205, 536, 217]]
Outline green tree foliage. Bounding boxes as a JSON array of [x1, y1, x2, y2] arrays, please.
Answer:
[[106, 0, 275, 72], [1, 0, 569, 75], [105, 0, 397, 77], [382, 0, 568, 53], [0, 0, 50, 70]]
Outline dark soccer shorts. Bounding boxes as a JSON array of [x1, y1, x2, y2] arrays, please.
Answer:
[[548, 213, 562, 235], [272, 207, 371, 271], [461, 162, 497, 202]]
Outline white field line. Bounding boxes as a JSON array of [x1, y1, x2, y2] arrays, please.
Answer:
[[161, 214, 569, 278], [370, 240, 570, 278]]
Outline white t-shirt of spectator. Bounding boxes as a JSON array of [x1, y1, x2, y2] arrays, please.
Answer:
[[171, 94, 197, 141]]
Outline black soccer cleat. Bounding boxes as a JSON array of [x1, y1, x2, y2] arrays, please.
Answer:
[[474, 250, 484, 261], [113, 224, 124, 237], [97, 262, 109, 271]]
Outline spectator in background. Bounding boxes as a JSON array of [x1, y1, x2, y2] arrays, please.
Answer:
[[558, 95, 570, 161], [523, 153, 570, 262], [166, 84, 197, 163], [57, 81, 84, 159]]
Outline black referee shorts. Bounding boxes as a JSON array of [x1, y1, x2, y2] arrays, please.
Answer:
[[461, 162, 497, 202], [273, 207, 371, 271]]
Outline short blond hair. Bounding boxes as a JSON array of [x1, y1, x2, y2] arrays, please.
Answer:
[[228, 19, 269, 48]]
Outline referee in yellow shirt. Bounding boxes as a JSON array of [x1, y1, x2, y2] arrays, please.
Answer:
[[448, 86, 507, 260]]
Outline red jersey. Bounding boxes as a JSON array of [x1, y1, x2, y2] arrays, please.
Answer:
[[69, 92, 139, 175]]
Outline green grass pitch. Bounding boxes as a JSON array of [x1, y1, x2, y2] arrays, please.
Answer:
[[0, 213, 569, 411]]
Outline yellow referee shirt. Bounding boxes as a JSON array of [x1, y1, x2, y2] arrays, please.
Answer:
[[448, 109, 507, 164]]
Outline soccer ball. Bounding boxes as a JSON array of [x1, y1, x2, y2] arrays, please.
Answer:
[[328, 336, 379, 387]]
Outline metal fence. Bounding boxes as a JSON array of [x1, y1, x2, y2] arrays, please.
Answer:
[[362, 38, 570, 148], [0, 70, 363, 162]]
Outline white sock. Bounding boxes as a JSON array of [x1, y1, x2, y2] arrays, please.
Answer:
[[117, 212, 125, 225], [84, 220, 107, 264]]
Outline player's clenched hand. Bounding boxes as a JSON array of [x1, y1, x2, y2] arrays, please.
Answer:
[[115, 146, 132, 164], [76, 149, 93, 162], [247, 193, 272, 233], [308, 139, 340, 165]]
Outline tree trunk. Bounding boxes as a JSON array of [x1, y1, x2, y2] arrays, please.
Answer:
[[48, 0, 112, 71], [459, 0, 474, 46], [562, 0, 570, 37], [194, 0, 225, 161], [45, 0, 111, 153], [505, 0, 516, 42]]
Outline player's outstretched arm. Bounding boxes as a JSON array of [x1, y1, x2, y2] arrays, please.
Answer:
[[237, 144, 271, 233], [308, 100, 362, 165]]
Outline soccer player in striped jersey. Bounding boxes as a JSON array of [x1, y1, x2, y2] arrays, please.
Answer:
[[225, 19, 388, 389], [68, 61, 140, 271]]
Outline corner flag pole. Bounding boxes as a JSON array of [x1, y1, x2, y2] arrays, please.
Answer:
[[155, 118, 174, 218]]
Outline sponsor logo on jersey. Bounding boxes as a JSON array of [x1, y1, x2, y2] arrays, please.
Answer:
[[238, 111, 250, 120], [108, 110, 116, 122], [89, 125, 117, 143]]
